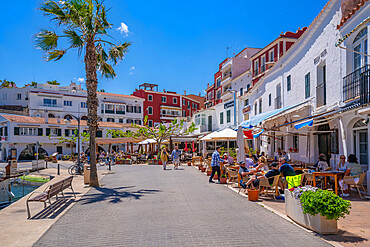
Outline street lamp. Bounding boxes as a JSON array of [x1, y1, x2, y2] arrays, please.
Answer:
[[64, 115, 81, 169], [227, 89, 237, 127]]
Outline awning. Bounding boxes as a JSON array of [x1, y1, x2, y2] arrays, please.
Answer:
[[201, 128, 240, 141], [294, 120, 313, 130], [253, 129, 264, 138], [96, 137, 142, 145], [238, 103, 301, 129]]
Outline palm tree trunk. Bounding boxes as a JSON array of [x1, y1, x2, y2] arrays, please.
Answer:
[[85, 38, 99, 187]]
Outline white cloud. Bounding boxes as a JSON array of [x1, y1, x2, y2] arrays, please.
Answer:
[[77, 77, 85, 83], [130, 66, 135, 71], [129, 72, 134, 75], [117, 22, 129, 36]]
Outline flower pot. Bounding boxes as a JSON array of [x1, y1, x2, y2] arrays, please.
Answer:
[[247, 189, 259, 201], [207, 170, 212, 176], [220, 177, 227, 184], [213, 174, 218, 180], [285, 189, 338, 234], [198, 165, 203, 170], [188, 162, 191, 166], [158, 161, 163, 165], [201, 167, 206, 172]]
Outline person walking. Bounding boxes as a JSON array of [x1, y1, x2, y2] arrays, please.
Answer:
[[209, 146, 225, 183], [160, 146, 169, 170], [171, 146, 181, 170]]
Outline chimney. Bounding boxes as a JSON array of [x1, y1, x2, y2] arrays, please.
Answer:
[[163, 89, 166, 93], [184, 90, 186, 95], [207, 83, 209, 88], [199, 92, 201, 96], [44, 110, 48, 124]]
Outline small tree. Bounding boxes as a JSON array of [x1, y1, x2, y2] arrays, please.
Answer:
[[0, 79, 16, 88], [118, 116, 197, 157], [51, 128, 90, 158], [47, 80, 60, 85]]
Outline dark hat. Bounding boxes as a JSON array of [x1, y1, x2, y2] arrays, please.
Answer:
[[216, 146, 222, 150], [238, 160, 245, 165]]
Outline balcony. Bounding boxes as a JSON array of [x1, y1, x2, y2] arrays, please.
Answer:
[[343, 65, 370, 104], [274, 96, 282, 109], [221, 59, 232, 70], [316, 83, 326, 107], [221, 72, 232, 84], [116, 110, 125, 115], [104, 110, 115, 114]]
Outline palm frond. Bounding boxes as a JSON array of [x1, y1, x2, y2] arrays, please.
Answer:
[[39, 1, 68, 25], [63, 29, 84, 48], [35, 29, 59, 51], [108, 42, 130, 65], [46, 49, 66, 61], [98, 61, 116, 79]]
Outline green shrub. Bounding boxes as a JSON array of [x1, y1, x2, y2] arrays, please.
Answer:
[[300, 189, 351, 220], [221, 174, 227, 178]]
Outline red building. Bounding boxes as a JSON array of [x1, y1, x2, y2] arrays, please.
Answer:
[[133, 83, 201, 127], [251, 27, 307, 86]]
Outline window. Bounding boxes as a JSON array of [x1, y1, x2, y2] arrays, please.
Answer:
[[183, 99, 185, 105], [64, 100, 72, 106], [65, 129, 70, 136], [254, 60, 259, 76], [226, 110, 231, 123], [96, 130, 103, 138], [45, 128, 61, 136], [148, 95, 153, 101], [187, 101, 190, 109], [107, 118, 115, 122], [195, 114, 200, 125], [259, 98, 262, 114], [116, 105, 125, 114], [246, 84, 250, 92], [293, 134, 299, 149], [126, 105, 133, 113], [287, 75, 291, 91], [148, 106, 153, 115], [2, 94, 7, 100], [254, 102, 257, 115], [240, 88, 243, 96], [161, 96, 166, 103], [17, 93, 21, 100], [183, 110, 186, 117], [216, 78, 221, 88], [135, 120, 141, 125], [134, 106, 141, 113], [220, 112, 224, 124], [81, 102, 87, 108], [261, 56, 266, 72], [201, 115, 206, 125], [216, 90, 221, 99], [268, 94, 271, 106], [305, 72, 310, 99], [148, 120, 153, 127], [244, 99, 249, 106], [16, 127, 38, 136], [119, 118, 123, 123], [44, 98, 57, 107], [173, 97, 177, 104], [195, 104, 197, 109], [353, 28, 368, 69], [127, 119, 133, 124], [269, 49, 274, 62]]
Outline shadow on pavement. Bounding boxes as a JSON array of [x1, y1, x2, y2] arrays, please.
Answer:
[[79, 186, 161, 204], [319, 230, 368, 244], [30, 198, 75, 220]]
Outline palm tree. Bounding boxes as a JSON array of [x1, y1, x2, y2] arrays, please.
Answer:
[[35, 0, 130, 186]]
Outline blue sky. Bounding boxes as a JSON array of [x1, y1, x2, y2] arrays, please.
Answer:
[[0, 0, 328, 96]]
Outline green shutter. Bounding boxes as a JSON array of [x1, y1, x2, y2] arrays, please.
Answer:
[[14, 127, 19, 135], [46, 128, 50, 136], [57, 129, 62, 136], [96, 130, 102, 138], [38, 128, 43, 136], [65, 129, 70, 136]]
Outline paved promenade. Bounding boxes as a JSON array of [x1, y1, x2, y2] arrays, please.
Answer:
[[35, 165, 331, 247]]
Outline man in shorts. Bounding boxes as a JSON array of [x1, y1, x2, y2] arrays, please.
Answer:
[[171, 146, 181, 169]]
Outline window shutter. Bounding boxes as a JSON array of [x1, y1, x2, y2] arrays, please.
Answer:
[[65, 129, 69, 136], [14, 127, 20, 135], [57, 129, 62, 136], [38, 128, 43, 136], [46, 128, 50, 136], [4, 127, 7, 136]]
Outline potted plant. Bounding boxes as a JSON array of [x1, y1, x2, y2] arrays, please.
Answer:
[[198, 164, 203, 170], [220, 174, 227, 184], [285, 186, 351, 234], [293, 148, 298, 152], [247, 189, 259, 201], [201, 166, 206, 172], [289, 147, 293, 152], [206, 169, 212, 176], [213, 173, 218, 180], [187, 161, 191, 166]]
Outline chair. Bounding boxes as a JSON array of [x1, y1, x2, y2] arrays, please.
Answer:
[[259, 175, 280, 200], [226, 167, 238, 187], [302, 170, 314, 186], [343, 173, 367, 198]]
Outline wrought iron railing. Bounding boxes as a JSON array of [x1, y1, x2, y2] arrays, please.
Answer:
[[343, 64, 370, 104]]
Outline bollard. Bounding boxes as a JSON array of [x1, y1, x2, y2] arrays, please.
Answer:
[[108, 162, 111, 171], [57, 163, 60, 175], [45, 160, 48, 169]]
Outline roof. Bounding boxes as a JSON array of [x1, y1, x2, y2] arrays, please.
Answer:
[[0, 115, 142, 128], [137, 89, 201, 103], [96, 137, 143, 144], [97, 91, 143, 100], [337, 0, 369, 29]]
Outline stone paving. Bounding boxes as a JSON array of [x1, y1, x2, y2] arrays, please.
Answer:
[[35, 165, 331, 247]]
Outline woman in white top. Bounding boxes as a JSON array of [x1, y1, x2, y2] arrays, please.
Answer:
[[316, 153, 329, 171], [337, 155, 347, 171], [255, 156, 269, 171]]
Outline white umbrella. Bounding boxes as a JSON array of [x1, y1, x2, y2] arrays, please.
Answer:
[[237, 126, 245, 163], [137, 139, 157, 145]]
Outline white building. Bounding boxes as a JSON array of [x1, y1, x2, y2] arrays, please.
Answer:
[[0, 114, 139, 161], [0, 82, 144, 124]]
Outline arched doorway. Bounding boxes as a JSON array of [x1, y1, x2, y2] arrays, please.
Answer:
[[18, 145, 48, 160], [81, 116, 88, 121], [64, 114, 73, 120], [48, 113, 55, 118], [353, 119, 368, 170]]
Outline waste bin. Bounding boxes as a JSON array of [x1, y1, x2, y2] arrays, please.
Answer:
[[84, 165, 90, 184]]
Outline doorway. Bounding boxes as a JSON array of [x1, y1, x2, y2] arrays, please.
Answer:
[[208, 116, 212, 132], [353, 119, 368, 171]]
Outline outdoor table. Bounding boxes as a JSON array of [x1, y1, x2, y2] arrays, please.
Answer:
[[312, 171, 344, 195]]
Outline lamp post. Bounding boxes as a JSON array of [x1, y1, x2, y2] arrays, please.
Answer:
[[65, 115, 81, 168], [227, 89, 237, 127]]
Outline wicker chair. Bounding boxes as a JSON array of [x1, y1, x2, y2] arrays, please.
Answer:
[[226, 167, 238, 187], [343, 173, 367, 198], [259, 175, 280, 200]]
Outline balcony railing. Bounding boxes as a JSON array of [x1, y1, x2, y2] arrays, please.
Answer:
[[253, 69, 258, 77], [116, 110, 125, 115], [274, 96, 281, 109], [222, 72, 232, 81], [316, 83, 326, 107], [104, 110, 115, 114], [261, 64, 266, 73], [343, 64, 370, 103], [42, 104, 59, 107]]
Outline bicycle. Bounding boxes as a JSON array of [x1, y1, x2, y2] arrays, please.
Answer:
[[68, 161, 85, 175]]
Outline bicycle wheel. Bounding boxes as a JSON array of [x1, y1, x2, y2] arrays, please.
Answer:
[[99, 159, 106, 166], [68, 165, 76, 175]]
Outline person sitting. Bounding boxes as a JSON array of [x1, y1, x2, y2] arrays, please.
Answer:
[[282, 151, 289, 163], [245, 155, 255, 168], [226, 153, 234, 165], [278, 157, 295, 191], [238, 161, 254, 189], [337, 155, 347, 171], [316, 153, 329, 171], [339, 154, 362, 197], [255, 156, 269, 171], [245, 162, 280, 189]]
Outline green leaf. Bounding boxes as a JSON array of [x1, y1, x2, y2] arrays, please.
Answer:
[[63, 29, 84, 48], [35, 29, 59, 51], [46, 49, 66, 61]]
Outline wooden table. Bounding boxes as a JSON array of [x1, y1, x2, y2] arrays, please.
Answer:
[[312, 171, 344, 195]]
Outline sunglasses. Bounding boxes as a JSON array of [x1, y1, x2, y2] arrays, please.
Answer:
[[340, 157, 345, 159]]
